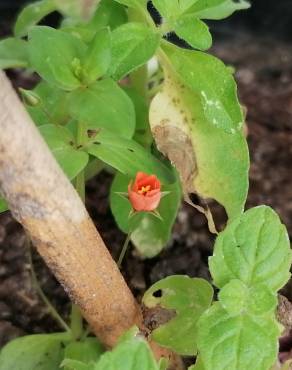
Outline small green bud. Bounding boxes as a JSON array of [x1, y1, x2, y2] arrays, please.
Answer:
[[71, 58, 82, 80], [19, 88, 40, 107]]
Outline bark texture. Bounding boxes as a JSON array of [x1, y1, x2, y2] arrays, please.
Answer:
[[0, 71, 142, 347]]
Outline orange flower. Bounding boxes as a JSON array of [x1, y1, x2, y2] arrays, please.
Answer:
[[128, 172, 161, 212]]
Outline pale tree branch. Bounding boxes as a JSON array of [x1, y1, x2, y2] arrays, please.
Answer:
[[0, 70, 141, 347]]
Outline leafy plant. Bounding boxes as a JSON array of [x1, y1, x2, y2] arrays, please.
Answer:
[[144, 206, 292, 369], [0, 0, 250, 254], [0, 0, 290, 369]]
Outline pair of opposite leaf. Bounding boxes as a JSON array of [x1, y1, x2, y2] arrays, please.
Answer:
[[118, 0, 250, 51]]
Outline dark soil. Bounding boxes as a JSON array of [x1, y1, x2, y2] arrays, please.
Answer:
[[0, 28, 292, 362]]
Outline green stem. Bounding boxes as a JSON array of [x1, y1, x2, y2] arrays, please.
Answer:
[[117, 232, 132, 268], [71, 172, 85, 339], [157, 44, 173, 71], [128, 5, 156, 28], [70, 120, 88, 340], [75, 170, 85, 203], [81, 325, 91, 340], [128, 7, 155, 101], [85, 159, 104, 182], [70, 304, 83, 340], [26, 237, 70, 332], [75, 121, 87, 202], [130, 65, 148, 101]]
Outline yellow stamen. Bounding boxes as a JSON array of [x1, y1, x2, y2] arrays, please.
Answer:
[[138, 185, 151, 195]]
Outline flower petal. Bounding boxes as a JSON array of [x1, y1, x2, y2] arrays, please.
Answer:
[[128, 190, 147, 211], [128, 172, 162, 212]]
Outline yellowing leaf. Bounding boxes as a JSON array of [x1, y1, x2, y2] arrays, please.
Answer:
[[149, 67, 249, 219]]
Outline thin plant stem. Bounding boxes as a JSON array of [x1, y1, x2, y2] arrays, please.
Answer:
[[128, 8, 150, 101], [75, 170, 85, 203], [26, 237, 70, 332], [75, 121, 87, 203], [85, 159, 104, 182], [117, 232, 132, 268], [81, 325, 91, 341], [131, 65, 148, 101], [69, 120, 88, 340], [70, 304, 83, 340]]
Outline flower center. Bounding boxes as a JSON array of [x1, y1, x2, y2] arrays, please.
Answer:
[[138, 185, 151, 195]]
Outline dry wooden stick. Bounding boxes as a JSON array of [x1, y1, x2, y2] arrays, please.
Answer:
[[0, 70, 142, 347]]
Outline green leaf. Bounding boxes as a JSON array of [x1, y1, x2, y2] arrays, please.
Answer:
[[0, 198, 8, 213], [68, 79, 135, 138], [84, 159, 104, 181], [95, 332, 160, 370], [174, 16, 212, 50], [188, 0, 250, 20], [63, 0, 126, 44], [54, 148, 89, 180], [39, 124, 89, 180], [143, 276, 213, 355], [28, 26, 86, 90], [87, 129, 175, 184], [164, 44, 244, 133], [151, 0, 180, 18], [60, 26, 96, 44], [25, 81, 69, 126], [63, 338, 103, 367], [54, 0, 100, 21], [130, 180, 181, 257], [39, 124, 75, 148], [158, 358, 168, 370], [110, 172, 181, 257], [110, 172, 139, 232], [179, 0, 201, 13], [197, 302, 280, 370], [90, 0, 127, 30], [114, 0, 147, 8], [209, 206, 292, 292], [189, 356, 205, 370], [218, 279, 277, 317], [0, 38, 29, 69], [153, 2, 212, 51], [109, 23, 160, 80], [62, 359, 93, 370], [117, 326, 140, 344], [0, 333, 70, 370], [247, 285, 278, 316], [82, 28, 111, 83], [152, 0, 201, 19], [14, 0, 56, 38], [149, 50, 249, 219]]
